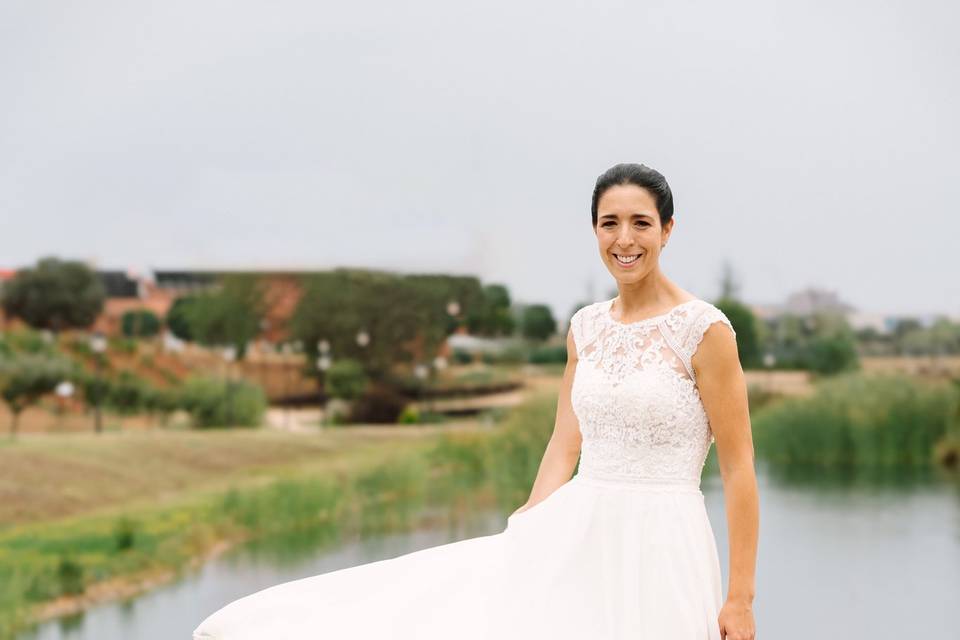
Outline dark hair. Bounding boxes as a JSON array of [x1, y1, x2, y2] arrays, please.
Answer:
[[590, 163, 674, 228]]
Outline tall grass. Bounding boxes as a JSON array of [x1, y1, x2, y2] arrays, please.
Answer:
[[752, 372, 956, 468]]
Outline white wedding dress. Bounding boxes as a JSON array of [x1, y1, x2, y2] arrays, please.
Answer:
[[193, 297, 735, 639]]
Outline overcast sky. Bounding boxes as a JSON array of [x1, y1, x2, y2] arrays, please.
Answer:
[[1, 0, 956, 321]]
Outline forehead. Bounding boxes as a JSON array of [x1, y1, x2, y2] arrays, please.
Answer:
[[596, 184, 657, 215]]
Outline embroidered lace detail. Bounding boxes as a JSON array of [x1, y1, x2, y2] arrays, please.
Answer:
[[569, 297, 736, 483]]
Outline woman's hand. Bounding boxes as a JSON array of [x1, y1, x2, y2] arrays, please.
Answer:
[[718, 599, 755, 640]]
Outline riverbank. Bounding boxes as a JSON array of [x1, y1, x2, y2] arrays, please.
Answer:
[[0, 418, 505, 639]]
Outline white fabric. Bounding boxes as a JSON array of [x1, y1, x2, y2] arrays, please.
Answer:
[[193, 297, 735, 640]]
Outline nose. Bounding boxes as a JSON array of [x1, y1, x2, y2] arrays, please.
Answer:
[[616, 225, 635, 248]]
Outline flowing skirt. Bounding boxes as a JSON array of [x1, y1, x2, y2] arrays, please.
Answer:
[[192, 473, 723, 639]]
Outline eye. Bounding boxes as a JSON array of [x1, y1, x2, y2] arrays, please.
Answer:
[[635, 221, 650, 227], [601, 221, 616, 228]]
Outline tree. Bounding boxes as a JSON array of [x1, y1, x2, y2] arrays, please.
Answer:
[[718, 260, 741, 300], [166, 296, 198, 341], [185, 275, 267, 360], [1, 257, 105, 332], [465, 284, 516, 336], [714, 297, 762, 369], [520, 304, 557, 341], [804, 311, 860, 375], [107, 371, 149, 414], [121, 310, 161, 338], [291, 270, 477, 381], [141, 386, 181, 427], [0, 353, 75, 438], [806, 334, 860, 375]]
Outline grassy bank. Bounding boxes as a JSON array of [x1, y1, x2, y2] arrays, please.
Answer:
[[0, 424, 485, 527], [0, 422, 492, 637], [0, 395, 559, 639]]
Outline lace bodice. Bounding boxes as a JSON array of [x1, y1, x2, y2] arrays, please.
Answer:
[[569, 297, 736, 485]]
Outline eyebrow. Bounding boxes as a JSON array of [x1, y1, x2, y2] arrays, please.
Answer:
[[598, 212, 655, 220]]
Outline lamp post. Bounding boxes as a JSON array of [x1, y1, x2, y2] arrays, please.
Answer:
[[55, 380, 74, 431], [222, 345, 237, 427], [281, 342, 293, 428], [446, 299, 463, 365], [432, 355, 448, 417], [316, 339, 331, 391], [89, 332, 107, 433], [316, 353, 331, 426], [414, 363, 430, 416], [763, 352, 776, 394]]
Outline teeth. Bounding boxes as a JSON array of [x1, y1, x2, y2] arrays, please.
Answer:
[[615, 254, 640, 264]]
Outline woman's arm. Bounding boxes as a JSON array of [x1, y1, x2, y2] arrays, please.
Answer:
[[692, 321, 758, 640], [514, 327, 582, 514]]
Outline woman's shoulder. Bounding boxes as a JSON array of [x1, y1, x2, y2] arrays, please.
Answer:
[[672, 299, 737, 355]]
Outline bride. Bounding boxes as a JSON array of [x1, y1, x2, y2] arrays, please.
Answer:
[[193, 162, 759, 639]]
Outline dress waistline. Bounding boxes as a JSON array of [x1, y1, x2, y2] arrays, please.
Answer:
[[572, 470, 702, 494]]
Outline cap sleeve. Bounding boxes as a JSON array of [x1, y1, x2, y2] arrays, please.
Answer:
[[569, 306, 585, 356], [679, 303, 736, 377]]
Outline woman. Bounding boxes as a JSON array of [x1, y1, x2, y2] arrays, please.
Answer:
[[193, 162, 759, 639]]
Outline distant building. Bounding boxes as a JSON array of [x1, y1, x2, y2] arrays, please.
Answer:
[[781, 288, 857, 316], [751, 288, 911, 336], [845, 311, 892, 334]]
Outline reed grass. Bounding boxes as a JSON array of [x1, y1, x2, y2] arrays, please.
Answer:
[[752, 372, 956, 468]]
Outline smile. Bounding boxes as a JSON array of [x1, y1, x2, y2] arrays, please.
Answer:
[[613, 253, 642, 266]]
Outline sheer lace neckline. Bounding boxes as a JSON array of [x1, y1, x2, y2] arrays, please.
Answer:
[[605, 297, 701, 327]]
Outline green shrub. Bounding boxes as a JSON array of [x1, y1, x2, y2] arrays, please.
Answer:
[[397, 405, 421, 424], [528, 344, 567, 364], [451, 348, 474, 365], [326, 359, 367, 401], [69, 336, 93, 357], [107, 371, 149, 415], [112, 517, 137, 551], [806, 334, 860, 375], [121, 310, 161, 338], [56, 556, 84, 595], [142, 386, 182, 425], [483, 344, 527, 365], [108, 336, 138, 355], [180, 375, 266, 428], [3, 329, 56, 355]]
